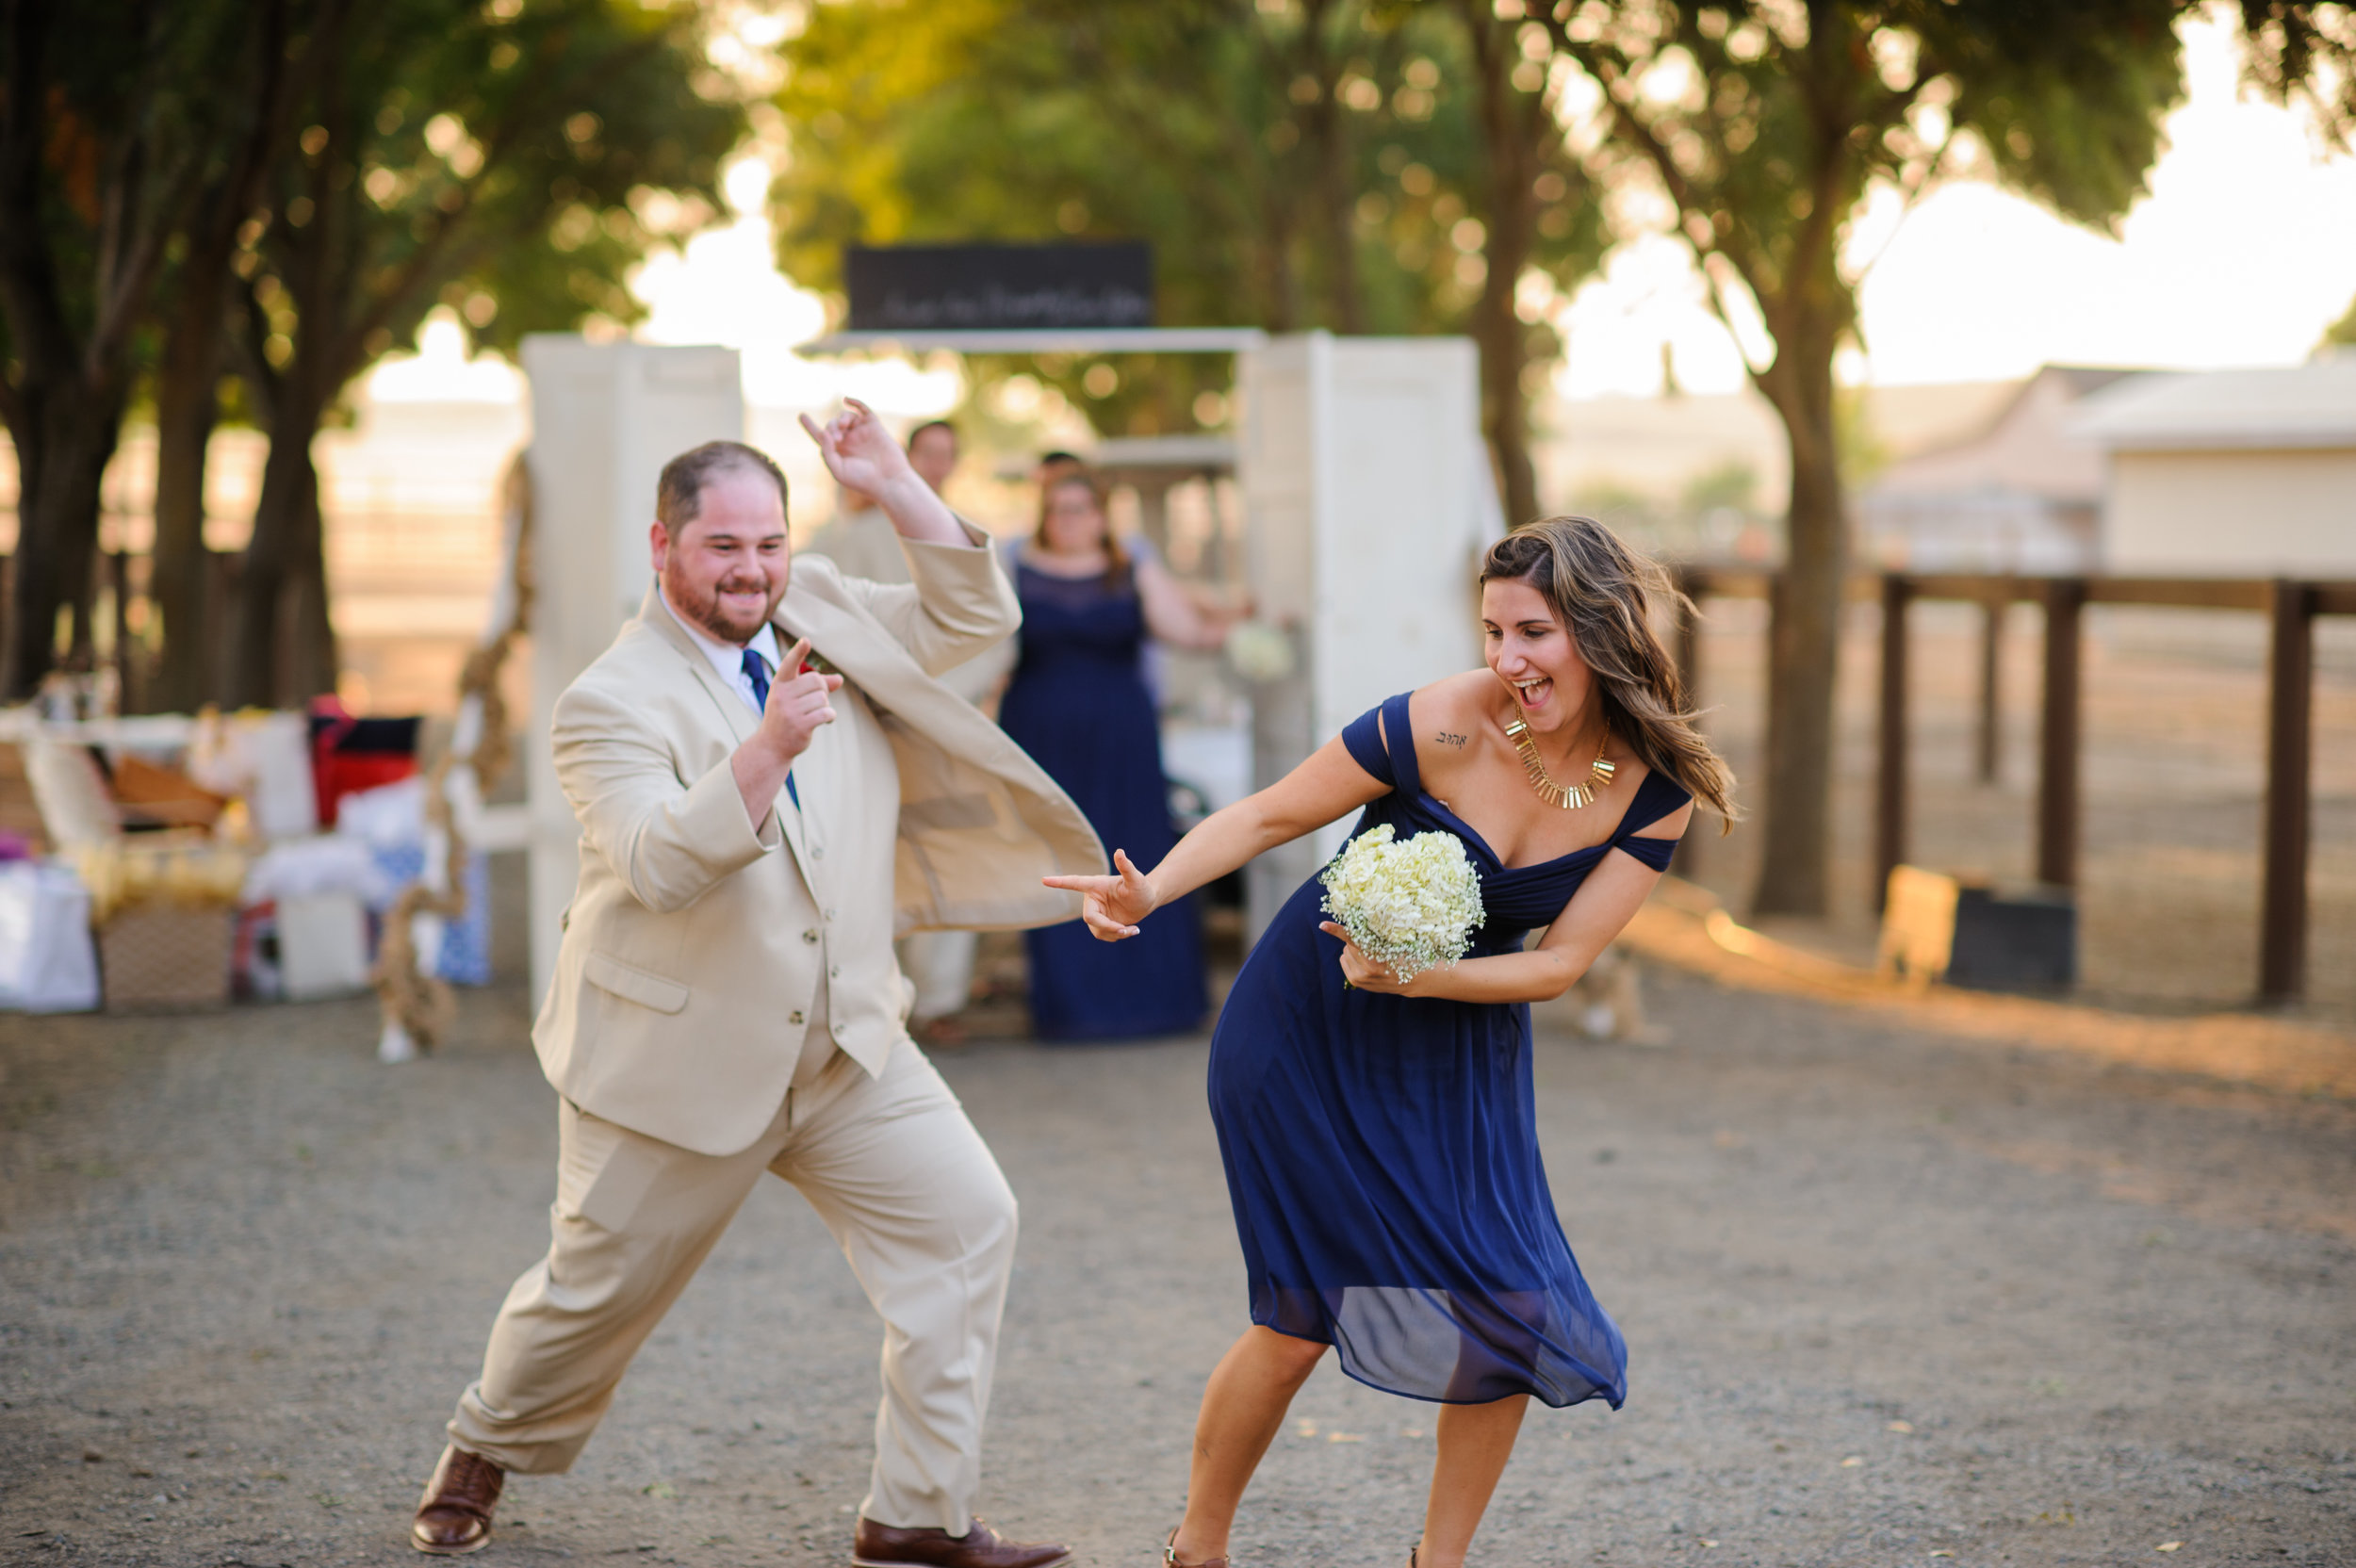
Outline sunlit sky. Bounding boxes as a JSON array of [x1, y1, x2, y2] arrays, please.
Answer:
[[369, 8, 2356, 415]]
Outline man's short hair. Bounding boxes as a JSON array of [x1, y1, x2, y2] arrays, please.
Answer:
[[656, 441, 789, 531], [1037, 449, 1082, 467], [907, 418, 957, 451]]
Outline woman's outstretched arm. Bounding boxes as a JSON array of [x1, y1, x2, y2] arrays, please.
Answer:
[[1044, 732, 1388, 940]]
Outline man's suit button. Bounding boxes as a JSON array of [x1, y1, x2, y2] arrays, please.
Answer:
[[802, 929, 820, 944], [810, 844, 825, 859], [788, 1010, 805, 1025], [828, 965, 841, 980]]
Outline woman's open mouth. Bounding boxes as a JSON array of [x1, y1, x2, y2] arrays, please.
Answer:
[[1512, 676, 1552, 710]]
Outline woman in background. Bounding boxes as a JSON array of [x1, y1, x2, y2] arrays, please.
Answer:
[[998, 469, 1241, 1040]]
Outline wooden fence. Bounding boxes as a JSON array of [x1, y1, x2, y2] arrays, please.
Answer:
[[1671, 565, 2356, 1005]]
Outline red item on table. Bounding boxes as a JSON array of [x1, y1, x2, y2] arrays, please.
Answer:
[[308, 695, 420, 828]]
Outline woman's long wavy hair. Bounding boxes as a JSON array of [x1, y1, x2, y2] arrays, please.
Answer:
[[1480, 516, 1738, 827]]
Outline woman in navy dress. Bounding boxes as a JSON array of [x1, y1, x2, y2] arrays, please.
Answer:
[[1048, 517, 1737, 1567], [1000, 469, 1240, 1040]]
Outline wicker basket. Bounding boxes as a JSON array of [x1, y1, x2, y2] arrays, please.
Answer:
[[97, 902, 237, 1010]]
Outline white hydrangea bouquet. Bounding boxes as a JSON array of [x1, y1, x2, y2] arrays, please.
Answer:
[[1318, 824, 1485, 983]]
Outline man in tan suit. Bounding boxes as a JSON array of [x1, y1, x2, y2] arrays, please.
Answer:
[[803, 417, 1013, 1043], [409, 403, 1100, 1568]]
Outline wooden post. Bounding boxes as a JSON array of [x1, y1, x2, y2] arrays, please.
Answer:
[[2036, 579, 2085, 889], [108, 549, 133, 707], [2261, 580, 2315, 1004], [1976, 592, 2004, 784], [1873, 573, 1911, 910]]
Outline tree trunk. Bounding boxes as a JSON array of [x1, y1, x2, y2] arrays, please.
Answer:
[[3, 383, 123, 698], [151, 263, 229, 711], [1748, 323, 1847, 918], [1307, 104, 1365, 333], [1464, 14, 1541, 528], [231, 386, 337, 708]]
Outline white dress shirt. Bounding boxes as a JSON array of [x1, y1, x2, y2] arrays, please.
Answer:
[[658, 583, 784, 719]]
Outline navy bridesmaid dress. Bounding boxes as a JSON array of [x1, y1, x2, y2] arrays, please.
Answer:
[[998, 554, 1208, 1041], [1206, 692, 1690, 1406]]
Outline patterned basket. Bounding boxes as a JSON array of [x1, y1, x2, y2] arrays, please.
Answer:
[[97, 902, 237, 1010]]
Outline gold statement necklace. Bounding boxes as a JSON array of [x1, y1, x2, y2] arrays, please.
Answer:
[[1503, 712, 1615, 808]]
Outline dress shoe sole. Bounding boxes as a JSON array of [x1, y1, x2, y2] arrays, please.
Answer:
[[848, 1544, 1070, 1554], [409, 1529, 491, 1557]]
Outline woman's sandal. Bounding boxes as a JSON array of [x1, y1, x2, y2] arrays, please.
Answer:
[[1164, 1527, 1229, 1568]]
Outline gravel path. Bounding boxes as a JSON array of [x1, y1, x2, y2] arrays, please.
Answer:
[[2, 968, 2351, 1568]]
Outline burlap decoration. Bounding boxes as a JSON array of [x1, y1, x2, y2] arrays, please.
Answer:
[[372, 458, 535, 1054]]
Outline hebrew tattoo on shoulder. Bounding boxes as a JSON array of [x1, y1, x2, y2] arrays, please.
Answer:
[[1434, 729, 1469, 748]]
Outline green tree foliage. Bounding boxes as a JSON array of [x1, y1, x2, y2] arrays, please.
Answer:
[[222, 0, 743, 706], [770, 0, 1605, 518], [5, 0, 743, 706], [2233, 0, 2356, 148], [2319, 289, 2356, 351], [1533, 0, 2186, 917]]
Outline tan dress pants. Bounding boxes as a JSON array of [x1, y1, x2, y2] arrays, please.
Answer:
[[447, 1037, 1018, 1533]]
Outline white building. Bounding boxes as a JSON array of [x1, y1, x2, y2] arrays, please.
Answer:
[[2074, 353, 2356, 578], [1855, 365, 2147, 574]]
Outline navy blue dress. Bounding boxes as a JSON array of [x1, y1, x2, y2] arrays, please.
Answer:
[[998, 556, 1207, 1041], [1206, 693, 1690, 1407]]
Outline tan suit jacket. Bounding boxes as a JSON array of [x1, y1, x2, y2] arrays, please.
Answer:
[[532, 527, 1104, 1156], [802, 507, 1017, 709]]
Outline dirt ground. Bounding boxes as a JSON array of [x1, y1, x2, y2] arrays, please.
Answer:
[[2, 957, 2351, 1568]]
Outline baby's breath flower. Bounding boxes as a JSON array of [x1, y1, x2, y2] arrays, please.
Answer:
[[1318, 824, 1484, 983]]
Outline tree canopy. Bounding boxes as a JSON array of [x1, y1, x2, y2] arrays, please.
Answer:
[[1, 0, 744, 702], [770, 0, 1607, 514]]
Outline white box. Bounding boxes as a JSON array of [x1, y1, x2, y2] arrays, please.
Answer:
[[278, 891, 372, 1000], [0, 861, 100, 1012]]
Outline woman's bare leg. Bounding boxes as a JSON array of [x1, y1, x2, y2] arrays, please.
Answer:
[[1170, 1327, 1327, 1562], [1415, 1395, 1529, 1568]]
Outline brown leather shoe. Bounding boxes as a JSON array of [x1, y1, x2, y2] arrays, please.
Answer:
[[852, 1514, 1072, 1568], [410, 1445, 504, 1555]]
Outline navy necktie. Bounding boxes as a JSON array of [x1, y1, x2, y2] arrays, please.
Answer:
[[742, 647, 799, 808]]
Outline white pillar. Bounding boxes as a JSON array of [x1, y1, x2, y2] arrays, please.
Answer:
[[520, 338, 744, 1002], [1235, 332, 1498, 941]]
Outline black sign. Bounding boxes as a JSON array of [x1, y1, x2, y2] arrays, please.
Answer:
[[845, 243, 1154, 332]]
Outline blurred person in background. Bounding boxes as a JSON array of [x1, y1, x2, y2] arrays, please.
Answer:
[[804, 418, 1014, 1045], [1033, 449, 1086, 493], [908, 418, 959, 493], [998, 468, 1242, 1040]]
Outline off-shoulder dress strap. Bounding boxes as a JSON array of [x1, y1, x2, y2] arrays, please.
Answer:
[[1380, 692, 1423, 795], [1608, 767, 1694, 874], [1339, 693, 1421, 792], [1340, 699, 1398, 789]]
